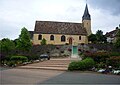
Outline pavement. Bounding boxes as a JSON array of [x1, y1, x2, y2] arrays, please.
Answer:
[[40, 71, 120, 84], [0, 67, 120, 85], [1, 58, 120, 85], [0, 67, 64, 84]]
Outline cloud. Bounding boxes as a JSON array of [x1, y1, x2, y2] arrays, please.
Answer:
[[88, 0, 120, 15], [0, 0, 120, 39]]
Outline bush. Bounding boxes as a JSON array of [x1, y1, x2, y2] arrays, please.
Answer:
[[7, 61, 16, 67], [83, 52, 110, 63], [26, 56, 39, 61], [109, 52, 120, 57], [96, 62, 106, 68], [10, 56, 28, 64], [68, 58, 95, 71], [106, 56, 120, 68]]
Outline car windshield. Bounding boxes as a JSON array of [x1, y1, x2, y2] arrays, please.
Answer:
[[40, 54, 48, 56]]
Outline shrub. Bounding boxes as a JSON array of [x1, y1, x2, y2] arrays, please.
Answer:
[[83, 52, 110, 63], [26, 55, 39, 61], [96, 62, 106, 68], [106, 56, 120, 68], [7, 61, 16, 67], [68, 58, 95, 71], [109, 52, 120, 57], [10, 56, 28, 64], [41, 38, 46, 45]]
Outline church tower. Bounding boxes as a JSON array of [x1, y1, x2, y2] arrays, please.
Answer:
[[82, 4, 92, 36]]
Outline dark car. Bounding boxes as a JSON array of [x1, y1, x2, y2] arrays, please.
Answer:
[[39, 54, 50, 60]]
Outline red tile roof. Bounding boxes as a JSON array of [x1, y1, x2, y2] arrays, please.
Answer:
[[34, 21, 87, 35], [105, 29, 118, 38]]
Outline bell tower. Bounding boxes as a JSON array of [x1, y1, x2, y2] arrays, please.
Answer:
[[82, 4, 92, 36]]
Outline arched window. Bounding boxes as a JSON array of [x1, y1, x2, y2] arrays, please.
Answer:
[[38, 34, 42, 40], [79, 36, 81, 40], [61, 35, 66, 42], [50, 35, 54, 40]]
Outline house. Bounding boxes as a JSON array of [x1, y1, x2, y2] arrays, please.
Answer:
[[105, 27, 119, 43], [30, 4, 92, 45]]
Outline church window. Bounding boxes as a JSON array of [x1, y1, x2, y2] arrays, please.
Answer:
[[61, 35, 66, 42], [50, 35, 54, 40], [38, 34, 42, 40], [79, 36, 81, 40]]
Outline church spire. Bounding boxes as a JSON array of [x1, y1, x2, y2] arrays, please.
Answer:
[[82, 4, 91, 21]]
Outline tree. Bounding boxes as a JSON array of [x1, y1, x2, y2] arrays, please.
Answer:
[[96, 30, 107, 43], [88, 34, 97, 43], [41, 38, 46, 45], [114, 29, 120, 48], [16, 27, 32, 53], [0, 38, 15, 55]]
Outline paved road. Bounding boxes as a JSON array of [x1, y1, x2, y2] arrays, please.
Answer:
[[40, 71, 120, 85], [0, 67, 64, 84], [0, 67, 120, 85]]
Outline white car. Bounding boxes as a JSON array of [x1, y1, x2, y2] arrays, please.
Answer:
[[97, 69, 105, 73], [112, 69, 120, 74]]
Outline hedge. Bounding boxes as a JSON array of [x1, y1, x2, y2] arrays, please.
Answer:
[[107, 56, 120, 68], [10, 56, 28, 64], [83, 52, 110, 63], [68, 58, 95, 71]]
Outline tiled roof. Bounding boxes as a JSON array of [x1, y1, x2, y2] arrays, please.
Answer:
[[105, 29, 118, 38], [34, 21, 87, 35]]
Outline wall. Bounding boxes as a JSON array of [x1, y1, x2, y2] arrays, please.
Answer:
[[33, 34, 88, 45]]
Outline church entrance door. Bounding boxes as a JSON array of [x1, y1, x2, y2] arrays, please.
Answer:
[[69, 37, 73, 45]]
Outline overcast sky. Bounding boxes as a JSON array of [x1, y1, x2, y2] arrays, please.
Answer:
[[0, 0, 120, 40]]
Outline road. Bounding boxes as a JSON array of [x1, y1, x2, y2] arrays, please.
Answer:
[[0, 67, 120, 85], [41, 71, 120, 85], [0, 67, 64, 85]]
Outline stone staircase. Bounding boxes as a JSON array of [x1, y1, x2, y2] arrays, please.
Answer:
[[18, 58, 80, 71]]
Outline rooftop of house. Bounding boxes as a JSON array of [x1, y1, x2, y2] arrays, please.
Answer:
[[34, 21, 87, 35], [105, 28, 119, 38]]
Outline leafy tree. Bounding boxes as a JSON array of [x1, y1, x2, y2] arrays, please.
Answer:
[[88, 30, 107, 43], [41, 38, 46, 45], [88, 34, 97, 43], [96, 30, 103, 42], [96, 30, 107, 43], [114, 29, 120, 48], [0, 38, 15, 55], [16, 27, 32, 53]]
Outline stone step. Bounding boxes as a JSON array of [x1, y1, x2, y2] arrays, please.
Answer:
[[17, 58, 81, 71], [18, 66, 68, 71], [28, 65, 68, 67]]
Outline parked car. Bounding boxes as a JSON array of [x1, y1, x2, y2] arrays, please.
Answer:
[[97, 68, 111, 74], [97, 69, 106, 73], [39, 54, 50, 60], [112, 69, 120, 75]]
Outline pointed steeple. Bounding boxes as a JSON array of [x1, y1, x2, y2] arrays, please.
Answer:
[[82, 4, 91, 21]]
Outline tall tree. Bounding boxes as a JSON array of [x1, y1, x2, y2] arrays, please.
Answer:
[[16, 27, 32, 53], [0, 38, 15, 55], [114, 29, 120, 48], [96, 30, 106, 43], [88, 34, 97, 43]]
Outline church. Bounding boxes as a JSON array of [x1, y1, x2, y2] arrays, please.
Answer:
[[31, 4, 92, 45]]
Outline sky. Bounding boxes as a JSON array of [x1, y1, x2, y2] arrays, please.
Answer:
[[0, 0, 120, 40]]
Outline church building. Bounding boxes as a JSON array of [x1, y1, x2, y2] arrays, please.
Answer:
[[31, 4, 92, 45]]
